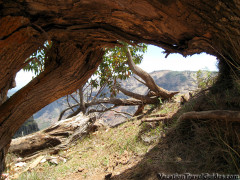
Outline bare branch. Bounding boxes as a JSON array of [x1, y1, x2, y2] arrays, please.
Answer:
[[88, 97, 157, 106], [126, 48, 178, 99], [141, 114, 173, 123], [66, 95, 74, 112], [133, 75, 147, 86], [58, 104, 79, 121], [130, 106, 157, 121], [88, 104, 116, 114], [110, 109, 133, 117], [91, 82, 107, 102], [70, 94, 80, 105], [115, 85, 159, 103], [78, 85, 86, 114]]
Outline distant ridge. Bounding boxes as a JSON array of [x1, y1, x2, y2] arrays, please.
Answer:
[[33, 70, 198, 130]]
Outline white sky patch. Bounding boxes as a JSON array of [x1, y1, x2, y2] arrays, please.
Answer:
[[139, 45, 218, 73], [8, 70, 35, 96], [16, 70, 35, 87]]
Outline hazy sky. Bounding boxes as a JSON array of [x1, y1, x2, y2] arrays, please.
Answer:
[[9, 45, 218, 94]]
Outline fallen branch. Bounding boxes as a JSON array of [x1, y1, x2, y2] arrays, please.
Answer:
[[146, 114, 168, 118], [9, 113, 96, 157], [178, 110, 240, 122], [141, 114, 173, 123]]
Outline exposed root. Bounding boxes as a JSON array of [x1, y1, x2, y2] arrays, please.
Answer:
[[141, 114, 173, 123], [178, 110, 240, 122]]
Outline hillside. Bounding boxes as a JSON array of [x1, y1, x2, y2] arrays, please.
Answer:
[[13, 116, 39, 139], [6, 69, 240, 179], [6, 96, 240, 179], [34, 70, 198, 129]]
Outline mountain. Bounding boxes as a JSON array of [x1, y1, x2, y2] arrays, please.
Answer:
[[13, 116, 39, 138], [33, 70, 198, 129], [33, 96, 73, 129]]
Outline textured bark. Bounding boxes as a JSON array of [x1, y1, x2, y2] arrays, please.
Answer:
[[0, 0, 240, 175], [0, 42, 103, 147], [9, 113, 96, 157], [178, 110, 240, 122], [0, 42, 103, 174]]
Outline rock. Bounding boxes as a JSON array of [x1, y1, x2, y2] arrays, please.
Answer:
[[105, 172, 112, 179], [78, 168, 84, 172], [15, 162, 26, 167]]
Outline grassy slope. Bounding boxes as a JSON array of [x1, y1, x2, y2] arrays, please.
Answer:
[[6, 102, 179, 180], [6, 88, 240, 179]]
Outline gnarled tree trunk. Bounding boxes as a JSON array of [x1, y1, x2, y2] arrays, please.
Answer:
[[0, 0, 240, 175], [0, 41, 104, 174]]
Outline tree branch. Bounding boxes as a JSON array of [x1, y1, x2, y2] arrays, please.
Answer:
[[115, 85, 159, 104], [141, 114, 173, 123], [66, 95, 74, 113], [70, 94, 80, 105], [87, 104, 116, 114], [58, 104, 79, 121], [133, 75, 147, 86], [110, 109, 133, 117], [126, 48, 178, 99], [88, 97, 157, 106]]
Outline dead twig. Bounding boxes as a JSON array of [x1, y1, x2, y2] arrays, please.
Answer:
[[141, 114, 173, 123]]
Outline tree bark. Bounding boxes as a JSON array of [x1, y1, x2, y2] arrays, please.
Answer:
[[178, 110, 240, 122], [9, 113, 96, 157], [0, 0, 240, 175], [79, 85, 86, 114], [0, 42, 103, 174]]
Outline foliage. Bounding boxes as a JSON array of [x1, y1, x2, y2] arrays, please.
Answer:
[[23, 42, 147, 118], [90, 42, 147, 96], [196, 70, 217, 90], [23, 41, 147, 98], [23, 41, 52, 75]]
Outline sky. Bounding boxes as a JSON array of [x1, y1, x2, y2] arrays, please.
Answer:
[[8, 45, 218, 94], [139, 45, 218, 72]]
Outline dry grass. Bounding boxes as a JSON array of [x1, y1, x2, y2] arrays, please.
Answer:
[[7, 118, 165, 180], [6, 86, 240, 179]]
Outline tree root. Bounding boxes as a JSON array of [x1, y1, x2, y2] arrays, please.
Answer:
[[141, 114, 173, 124], [178, 110, 240, 122]]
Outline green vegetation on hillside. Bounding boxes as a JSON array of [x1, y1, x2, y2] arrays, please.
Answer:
[[13, 116, 39, 139]]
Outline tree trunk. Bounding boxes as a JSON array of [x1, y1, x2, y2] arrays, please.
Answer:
[[178, 110, 240, 122], [79, 85, 86, 114], [9, 113, 96, 158], [0, 0, 240, 175], [0, 42, 104, 174]]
